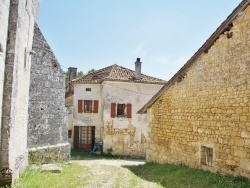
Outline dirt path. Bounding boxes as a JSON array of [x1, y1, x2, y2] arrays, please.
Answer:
[[73, 159, 161, 188]]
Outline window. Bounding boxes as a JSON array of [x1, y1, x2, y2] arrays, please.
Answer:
[[68, 130, 72, 138], [110, 103, 132, 118], [86, 88, 91, 91], [84, 100, 92, 113], [201, 146, 213, 166], [24, 48, 27, 69], [78, 100, 99, 113], [117, 104, 125, 117]]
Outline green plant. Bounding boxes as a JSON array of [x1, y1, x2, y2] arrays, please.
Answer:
[[12, 163, 88, 188]]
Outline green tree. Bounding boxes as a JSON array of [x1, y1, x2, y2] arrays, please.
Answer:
[[87, 69, 95, 74], [77, 71, 84, 78], [64, 69, 95, 85]]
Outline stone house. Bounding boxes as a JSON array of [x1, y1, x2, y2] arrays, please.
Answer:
[[0, 0, 69, 185], [138, 0, 250, 178], [66, 59, 166, 157]]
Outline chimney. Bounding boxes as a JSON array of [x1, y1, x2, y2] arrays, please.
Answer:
[[135, 58, 142, 80], [68, 67, 77, 82]]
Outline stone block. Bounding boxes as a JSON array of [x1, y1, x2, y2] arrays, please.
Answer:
[[240, 158, 250, 171], [225, 160, 236, 166], [40, 164, 62, 173], [234, 149, 247, 158], [235, 139, 245, 146]]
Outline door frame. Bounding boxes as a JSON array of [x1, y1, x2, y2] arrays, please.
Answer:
[[76, 126, 95, 150]]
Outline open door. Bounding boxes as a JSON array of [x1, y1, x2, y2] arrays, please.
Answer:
[[80, 126, 95, 149]]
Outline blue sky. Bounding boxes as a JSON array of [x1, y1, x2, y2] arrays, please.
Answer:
[[39, 0, 242, 80]]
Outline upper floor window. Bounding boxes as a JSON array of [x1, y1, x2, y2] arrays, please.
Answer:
[[117, 104, 125, 117], [78, 100, 99, 113], [86, 88, 91, 91], [111, 103, 132, 118], [84, 100, 92, 113]]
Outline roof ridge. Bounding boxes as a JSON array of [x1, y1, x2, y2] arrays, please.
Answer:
[[71, 63, 166, 84], [137, 0, 250, 114]]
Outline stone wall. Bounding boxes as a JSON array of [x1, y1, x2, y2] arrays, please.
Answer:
[[147, 5, 250, 178], [102, 81, 164, 157], [65, 95, 73, 148], [28, 143, 70, 164], [0, 0, 10, 157], [28, 24, 70, 163], [0, 0, 40, 185], [73, 83, 103, 145]]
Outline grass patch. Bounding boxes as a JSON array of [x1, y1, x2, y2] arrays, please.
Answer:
[[124, 162, 250, 188], [11, 163, 89, 188], [3, 151, 249, 188]]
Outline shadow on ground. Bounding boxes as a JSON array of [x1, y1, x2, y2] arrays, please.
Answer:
[[70, 149, 144, 161], [122, 162, 250, 188]]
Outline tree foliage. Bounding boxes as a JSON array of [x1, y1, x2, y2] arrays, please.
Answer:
[[64, 69, 95, 85]]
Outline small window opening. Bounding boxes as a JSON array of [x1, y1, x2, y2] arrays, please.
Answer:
[[24, 48, 27, 68], [201, 146, 213, 166], [117, 104, 125, 117], [84, 100, 92, 113], [68, 130, 72, 138], [227, 32, 233, 39], [86, 88, 91, 91]]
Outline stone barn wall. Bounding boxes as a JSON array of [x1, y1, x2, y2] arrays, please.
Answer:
[[28, 24, 70, 164], [147, 5, 250, 178]]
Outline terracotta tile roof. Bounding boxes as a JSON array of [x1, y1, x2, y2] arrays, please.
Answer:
[[138, 0, 250, 114], [72, 64, 166, 84]]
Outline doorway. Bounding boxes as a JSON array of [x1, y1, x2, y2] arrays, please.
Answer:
[[80, 126, 95, 149]]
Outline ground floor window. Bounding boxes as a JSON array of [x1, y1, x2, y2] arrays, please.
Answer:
[[201, 146, 213, 166]]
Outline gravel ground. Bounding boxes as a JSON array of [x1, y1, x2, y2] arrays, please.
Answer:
[[73, 159, 161, 188]]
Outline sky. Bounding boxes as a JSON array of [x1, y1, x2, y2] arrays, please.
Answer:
[[38, 0, 242, 81]]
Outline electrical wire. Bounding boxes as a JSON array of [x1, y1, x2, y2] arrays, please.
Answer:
[[105, 83, 156, 96]]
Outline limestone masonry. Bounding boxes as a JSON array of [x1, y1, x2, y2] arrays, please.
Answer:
[[0, 0, 69, 186], [140, 1, 250, 178], [0, 0, 40, 185], [28, 24, 70, 164]]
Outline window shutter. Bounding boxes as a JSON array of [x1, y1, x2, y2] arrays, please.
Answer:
[[74, 126, 80, 149], [78, 100, 83, 113], [93, 100, 99, 113], [111, 103, 116, 118], [68, 130, 72, 138], [127, 103, 132, 118]]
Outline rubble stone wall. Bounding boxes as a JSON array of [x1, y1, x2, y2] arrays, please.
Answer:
[[147, 5, 250, 178], [27, 24, 70, 163]]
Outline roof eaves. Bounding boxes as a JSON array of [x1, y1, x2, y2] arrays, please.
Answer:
[[137, 0, 250, 114], [102, 78, 167, 84]]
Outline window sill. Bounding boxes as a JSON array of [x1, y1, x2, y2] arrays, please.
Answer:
[[117, 115, 126, 118]]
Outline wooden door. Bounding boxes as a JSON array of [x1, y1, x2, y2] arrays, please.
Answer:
[[80, 126, 95, 149]]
